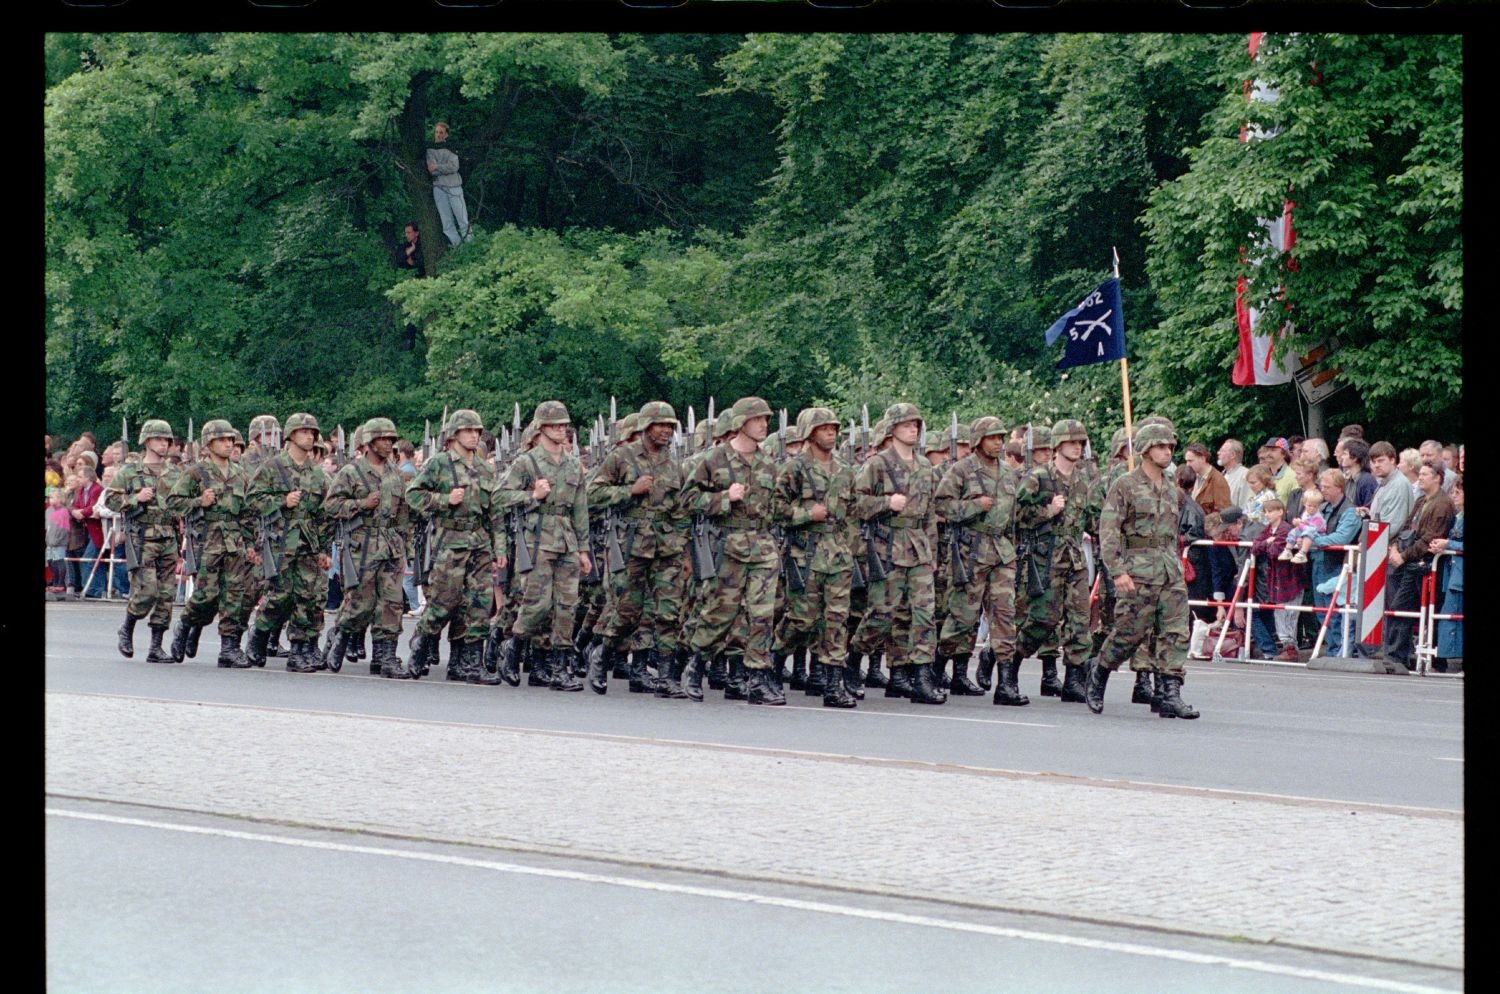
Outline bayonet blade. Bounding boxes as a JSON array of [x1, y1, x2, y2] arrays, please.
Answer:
[[513, 402, 522, 431]]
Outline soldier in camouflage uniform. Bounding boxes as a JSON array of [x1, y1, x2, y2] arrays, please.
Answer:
[[682, 396, 785, 705], [497, 401, 593, 691], [406, 409, 513, 683], [681, 408, 737, 692], [1014, 419, 1102, 704], [1094, 425, 1154, 705], [847, 417, 891, 689], [166, 419, 259, 667], [245, 413, 333, 672], [933, 416, 1020, 700], [774, 407, 860, 708], [853, 403, 944, 705], [106, 419, 183, 663], [243, 414, 289, 659], [571, 414, 638, 676], [587, 402, 690, 697], [1085, 423, 1200, 719], [324, 418, 415, 679]]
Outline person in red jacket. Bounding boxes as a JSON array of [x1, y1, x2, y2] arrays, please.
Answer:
[[67, 459, 104, 599]]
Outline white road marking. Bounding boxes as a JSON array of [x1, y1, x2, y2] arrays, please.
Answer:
[[1434, 757, 1463, 763], [46, 807, 1459, 994]]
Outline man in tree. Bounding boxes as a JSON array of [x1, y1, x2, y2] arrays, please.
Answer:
[[497, 402, 593, 691], [246, 413, 333, 673], [324, 418, 415, 679], [426, 121, 472, 247], [166, 420, 259, 668], [1085, 422, 1199, 720], [105, 419, 183, 664]]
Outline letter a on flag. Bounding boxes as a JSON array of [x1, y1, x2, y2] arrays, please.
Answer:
[[1045, 278, 1126, 371]]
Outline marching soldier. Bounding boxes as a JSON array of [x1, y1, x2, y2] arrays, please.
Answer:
[[324, 418, 414, 679], [933, 416, 1020, 700], [1014, 419, 1101, 703], [853, 403, 944, 705], [166, 419, 259, 667], [682, 396, 784, 705], [106, 419, 182, 663], [586, 402, 691, 697], [1085, 422, 1200, 719], [245, 413, 332, 672], [244, 414, 289, 659], [497, 401, 593, 691], [681, 408, 738, 692], [774, 407, 859, 708]]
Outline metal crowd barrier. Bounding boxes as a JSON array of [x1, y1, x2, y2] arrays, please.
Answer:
[[1414, 549, 1463, 678]]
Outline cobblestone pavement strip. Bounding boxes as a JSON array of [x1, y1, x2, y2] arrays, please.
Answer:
[[45, 692, 1462, 969]]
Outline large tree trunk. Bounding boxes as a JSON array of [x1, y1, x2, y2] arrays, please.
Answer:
[[397, 72, 444, 275]]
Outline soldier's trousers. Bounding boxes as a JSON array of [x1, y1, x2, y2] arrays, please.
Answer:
[[126, 537, 180, 627], [1019, 561, 1092, 665], [512, 549, 582, 649], [938, 561, 1016, 660], [687, 556, 777, 670], [255, 550, 325, 642], [596, 552, 687, 654], [852, 563, 935, 669], [180, 547, 255, 637], [1097, 578, 1190, 677], [419, 546, 495, 644], [335, 558, 404, 640], [776, 568, 852, 662]]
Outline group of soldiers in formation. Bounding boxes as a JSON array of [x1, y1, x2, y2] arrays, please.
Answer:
[[103, 396, 1201, 719]]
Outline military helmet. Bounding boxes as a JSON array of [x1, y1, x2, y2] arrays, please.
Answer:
[[713, 411, 735, 440], [363, 417, 399, 441], [1110, 426, 1132, 456], [1051, 418, 1089, 445], [970, 416, 1006, 440], [953, 423, 972, 446], [782, 424, 803, 446], [138, 419, 174, 444], [533, 400, 571, 426], [727, 396, 773, 433], [882, 402, 923, 428], [616, 413, 641, 439], [868, 418, 892, 449], [284, 412, 321, 437], [1138, 414, 1176, 432], [1027, 425, 1054, 450], [796, 407, 839, 439], [693, 418, 712, 448], [637, 401, 679, 429], [247, 414, 281, 438], [230, 429, 244, 446], [923, 431, 950, 454], [350, 425, 367, 449], [1135, 422, 1177, 450], [445, 408, 484, 434], [200, 419, 236, 445], [520, 423, 540, 449]]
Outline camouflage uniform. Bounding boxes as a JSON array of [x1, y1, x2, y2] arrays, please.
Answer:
[[680, 408, 736, 689], [406, 410, 511, 683], [587, 402, 691, 696], [1085, 423, 1199, 719], [682, 396, 784, 704], [241, 414, 285, 655], [166, 420, 259, 667], [852, 403, 944, 704], [773, 408, 860, 707], [932, 417, 1021, 701], [246, 413, 333, 671], [1015, 419, 1102, 702], [325, 418, 413, 678], [499, 401, 592, 691], [105, 419, 182, 663]]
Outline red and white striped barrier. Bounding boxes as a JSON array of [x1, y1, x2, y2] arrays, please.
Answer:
[[1359, 521, 1389, 646]]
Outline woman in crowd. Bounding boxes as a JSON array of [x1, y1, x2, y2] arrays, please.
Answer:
[[1308, 468, 1360, 656], [67, 455, 104, 599]]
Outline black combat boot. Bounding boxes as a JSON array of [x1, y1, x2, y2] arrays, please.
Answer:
[[933, 655, 952, 691], [992, 655, 1030, 706], [145, 625, 172, 664], [627, 649, 658, 694], [1084, 658, 1110, 714], [822, 662, 857, 709], [117, 611, 141, 659], [247, 625, 271, 667], [185, 623, 204, 660], [863, 652, 889, 689], [376, 639, 412, 679], [351, 628, 367, 664], [908, 663, 946, 705], [461, 640, 487, 684], [612, 650, 632, 682], [707, 654, 728, 691], [884, 663, 912, 699], [1156, 675, 1199, 719], [322, 628, 349, 673], [950, 653, 984, 696], [266, 621, 288, 658], [287, 639, 320, 673], [747, 667, 786, 706], [683, 650, 707, 702], [408, 630, 432, 679], [551, 648, 583, 691], [528, 641, 552, 686], [586, 642, 612, 695], [1060, 663, 1088, 703], [785, 651, 806, 691], [500, 637, 527, 687], [975, 648, 995, 692], [1131, 670, 1154, 705], [843, 651, 866, 701], [723, 653, 748, 701], [804, 652, 826, 696], [1149, 672, 1163, 713], [654, 649, 688, 699], [444, 639, 465, 680], [1039, 656, 1064, 697], [218, 631, 252, 669], [169, 620, 192, 663], [476, 637, 503, 685]]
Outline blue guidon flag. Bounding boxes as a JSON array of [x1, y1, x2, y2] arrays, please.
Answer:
[[1044, 278, 1126, 370]]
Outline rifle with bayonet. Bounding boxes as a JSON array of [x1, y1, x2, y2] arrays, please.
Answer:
[[688, 397, 721, 581], [411, 419, 436, 587], [506, 455, 537, 577], [180, 461, 207, 578]]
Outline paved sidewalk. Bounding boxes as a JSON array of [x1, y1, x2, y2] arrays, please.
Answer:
[[45, 692, 1463, 968]]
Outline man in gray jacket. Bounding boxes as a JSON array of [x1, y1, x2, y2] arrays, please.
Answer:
[[426, 121, 471, 247]]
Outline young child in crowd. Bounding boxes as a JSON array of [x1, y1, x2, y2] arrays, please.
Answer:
[[45, 487, 71, 597], [1279, 489, 1327, 564], [1244, 465, 1276, 525]]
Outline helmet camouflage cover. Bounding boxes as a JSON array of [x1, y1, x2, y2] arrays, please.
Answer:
[[1110, 426, 1132, 455], [363, 417, 399, 441], [796, 407, 838, 440], [247, 414, 280, 438], [882, 402, 923, 428], [445, 408, 484, 434], [199, 419, 236, 445], [1027, 425, 1053, 450], [970, 416, 1006, 440], [1051, 418, 1089, 445], [533, 400, 572, 426], [284, 412, 321, 437], [1134, 422, 1178, 450], [728, 396, 773, 433], [923, 431, 950, 454], [138, 419, 174, 444], [638, 401, 679, 428], [1138, 414, 1176, 433], [616, 413, 641, 439], [868, 418, 892, 449]]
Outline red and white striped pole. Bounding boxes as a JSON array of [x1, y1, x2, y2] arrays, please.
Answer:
[[1359, 521, 1390, 646]]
